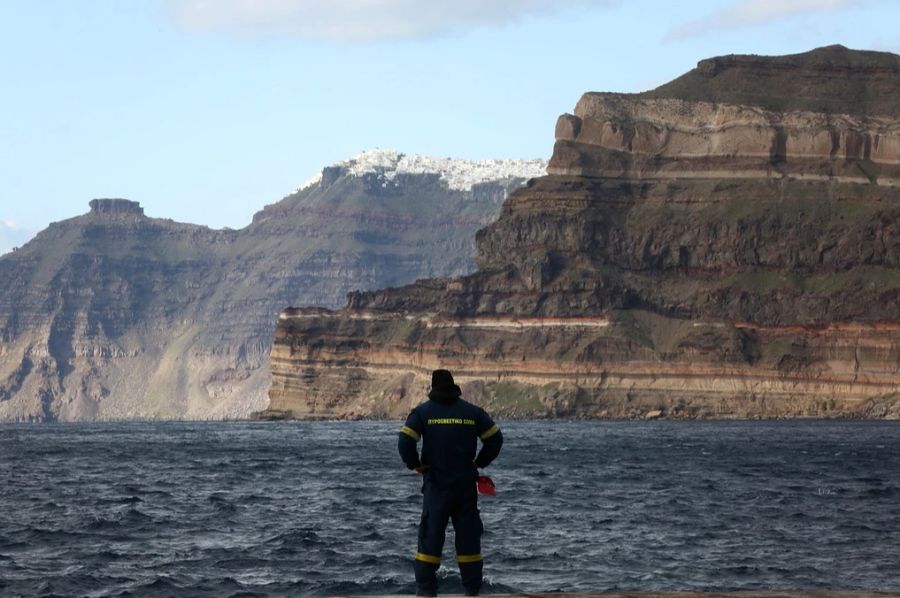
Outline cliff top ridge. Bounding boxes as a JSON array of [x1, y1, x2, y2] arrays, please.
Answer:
[[603, 45, 900, 117]]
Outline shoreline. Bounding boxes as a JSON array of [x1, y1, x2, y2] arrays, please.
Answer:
[[5, 415, 900, 424], [4, 415, 900, 424]]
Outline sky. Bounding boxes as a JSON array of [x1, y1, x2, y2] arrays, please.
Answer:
[[0, 0, 898, 253]]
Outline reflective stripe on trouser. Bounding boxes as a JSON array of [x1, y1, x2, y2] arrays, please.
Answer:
[[414, 480, 483, 595]]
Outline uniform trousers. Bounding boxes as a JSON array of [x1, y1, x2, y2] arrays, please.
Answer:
[[414, 477, 483, 595]]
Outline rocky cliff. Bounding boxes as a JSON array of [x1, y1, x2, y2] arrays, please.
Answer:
[[267, 46, 900, 420], [0, 151, 545, 421]]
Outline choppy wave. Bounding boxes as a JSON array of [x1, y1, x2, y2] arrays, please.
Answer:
[[1, 420, 899, 596]]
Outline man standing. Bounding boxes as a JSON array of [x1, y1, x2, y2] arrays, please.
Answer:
[[398, 369, 503, 597]]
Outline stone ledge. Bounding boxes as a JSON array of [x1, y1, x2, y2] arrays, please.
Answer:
[[334, 592, 900, 598]]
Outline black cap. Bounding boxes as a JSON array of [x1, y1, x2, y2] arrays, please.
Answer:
[[429, 369, 461, 404], [431, 369, 456, 390]]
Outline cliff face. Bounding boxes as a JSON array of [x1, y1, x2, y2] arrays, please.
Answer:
[[267, 46, 900, 420], [0, 152, 545, 421]]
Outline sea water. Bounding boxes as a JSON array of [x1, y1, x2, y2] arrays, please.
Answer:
[[1, 420, 899, 597]]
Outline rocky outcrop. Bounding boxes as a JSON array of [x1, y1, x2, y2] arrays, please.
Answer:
[[266, 46, 900, 420], [550, 97, 900, 185], [0, 152, 545, 421], [88, 198, 146, 217]]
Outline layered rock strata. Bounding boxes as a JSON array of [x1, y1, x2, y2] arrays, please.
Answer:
[[267, 46, 900, 420], [0, 152, 544, 421]]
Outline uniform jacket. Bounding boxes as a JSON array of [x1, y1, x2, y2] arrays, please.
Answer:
[[398, 388, 503, 483]]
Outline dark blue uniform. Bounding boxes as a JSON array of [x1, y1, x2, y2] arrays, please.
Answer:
[[398, 371, 503, 597]]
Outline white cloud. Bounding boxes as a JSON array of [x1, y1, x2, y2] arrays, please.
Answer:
[[168, 0, 616, 42], [666, 0, 857, 42]]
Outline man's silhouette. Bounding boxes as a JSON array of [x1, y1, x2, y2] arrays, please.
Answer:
[[398, 369, 503, 596]]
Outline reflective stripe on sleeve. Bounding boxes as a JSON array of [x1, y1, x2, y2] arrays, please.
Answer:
[[400, 426, 421, 441], [479, 424, 499, 440], [415, 552, 441, 564], [456, 553, 482, 563]]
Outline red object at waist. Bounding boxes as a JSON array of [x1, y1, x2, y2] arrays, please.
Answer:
[[476, 475, 496, 496]]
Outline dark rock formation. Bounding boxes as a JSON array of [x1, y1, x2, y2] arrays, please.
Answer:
[[88, 199, 145, 218], [0, 153, 544, 421], [267, 46, 900, 420]]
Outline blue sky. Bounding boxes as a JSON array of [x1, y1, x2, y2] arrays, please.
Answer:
[[0, 0, 898, 252]]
